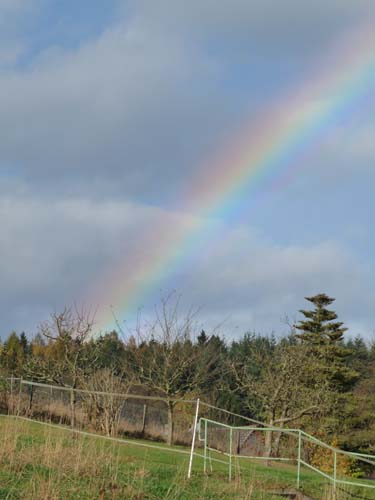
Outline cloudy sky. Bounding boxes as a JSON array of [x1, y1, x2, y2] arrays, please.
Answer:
[[1, 0, 375, 339]]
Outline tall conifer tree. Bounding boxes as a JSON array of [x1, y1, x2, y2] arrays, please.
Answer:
[[295, 293, 347, 345], [295, 293, 357, 390]]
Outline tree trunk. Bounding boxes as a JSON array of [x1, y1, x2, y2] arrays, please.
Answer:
[[167, 402, 174, 446], [274, 421, 285, 458], [265, 417, 274, 466], [274, 407, 287, 457]]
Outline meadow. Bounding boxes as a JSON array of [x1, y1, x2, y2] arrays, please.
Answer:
[[0, 415, 373, 500]]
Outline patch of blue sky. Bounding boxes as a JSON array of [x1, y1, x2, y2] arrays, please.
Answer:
[[6, 0, 128, 70], [0, 165, 20, 179]]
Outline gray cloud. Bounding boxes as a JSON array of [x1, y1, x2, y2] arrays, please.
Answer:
[[1, 1, 375, 339], [2, 194, 373, 339], [1, 0, 373, 202], [0, 194, 159, 334], [132, 0, 375, 58], [0, 16, 242, 204], [169, 226, 375, 338]]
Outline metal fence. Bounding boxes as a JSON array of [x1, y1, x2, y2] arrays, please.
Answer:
[[198, 417, 375, 497], [2, 376, 375, 497]]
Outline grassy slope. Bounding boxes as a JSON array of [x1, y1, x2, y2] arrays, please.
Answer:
[[0, 416, 371, 499]]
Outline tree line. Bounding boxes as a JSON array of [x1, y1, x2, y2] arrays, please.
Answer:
[[0, 293, 374, 455]]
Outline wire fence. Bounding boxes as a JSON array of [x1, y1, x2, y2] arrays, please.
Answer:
[[0, 377, 265, 445], [0, 377, 200, 445], [2, 376, 375, 497]]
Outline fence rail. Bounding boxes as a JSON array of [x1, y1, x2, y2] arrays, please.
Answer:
[[198, 417, 375, 496]]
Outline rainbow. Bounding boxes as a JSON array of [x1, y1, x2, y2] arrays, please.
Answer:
[[94, 22, 375, 332]]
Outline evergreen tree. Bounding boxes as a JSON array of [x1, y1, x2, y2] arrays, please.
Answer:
[[197, 330, 208, 346], [91, 331, 126, 373], [345, 336, 370, 376], [295, 293, 347, 345], [20, 332, 30, 357], [1, 331, 23, 374], [295, 293, 357, 390]]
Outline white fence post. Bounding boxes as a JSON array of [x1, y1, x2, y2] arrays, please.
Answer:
[[333, 450, 337, 498], [204, 418, 208, 474], [229, 427, 233, 481], [187, 398, 200, 479], [297, 430, 302, 489]]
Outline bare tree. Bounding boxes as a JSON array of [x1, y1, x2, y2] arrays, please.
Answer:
[[125, 294, 215, 445], [81, 368, 132, 436], [25, 306, 98, 428]]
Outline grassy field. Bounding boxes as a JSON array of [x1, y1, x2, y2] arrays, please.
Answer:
[[0, 415, 372, 499]]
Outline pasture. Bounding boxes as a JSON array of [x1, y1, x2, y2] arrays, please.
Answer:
[[0, 415, 372, 499]]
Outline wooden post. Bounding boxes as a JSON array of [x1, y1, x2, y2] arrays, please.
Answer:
[[70, 387, 76, 429], [141, 404, 147, 435], [17, 378, 23, 416], [167, 401, 174, 446], [49, 385, 53, 422], [28, 384, 34, 415], [9, 375, 14, 414], [237, 430, 241, 454]]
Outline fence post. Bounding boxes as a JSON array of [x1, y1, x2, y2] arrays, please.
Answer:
[[49, 385, 53, 422], [28, 383, 34, 415], [229, 427, 233, 481], [141, 404, 147, 435], [70, 387, 75, 429], [10, 375, 14, 414], [333, 450, 337, 498], [297, 430, 302, 490], [17, 378, 23, 416], [187, 398, 200, 479], [204, 419, 208, 474]]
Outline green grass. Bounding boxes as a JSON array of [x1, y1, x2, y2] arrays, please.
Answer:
[[0, 416, 373, 499]]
